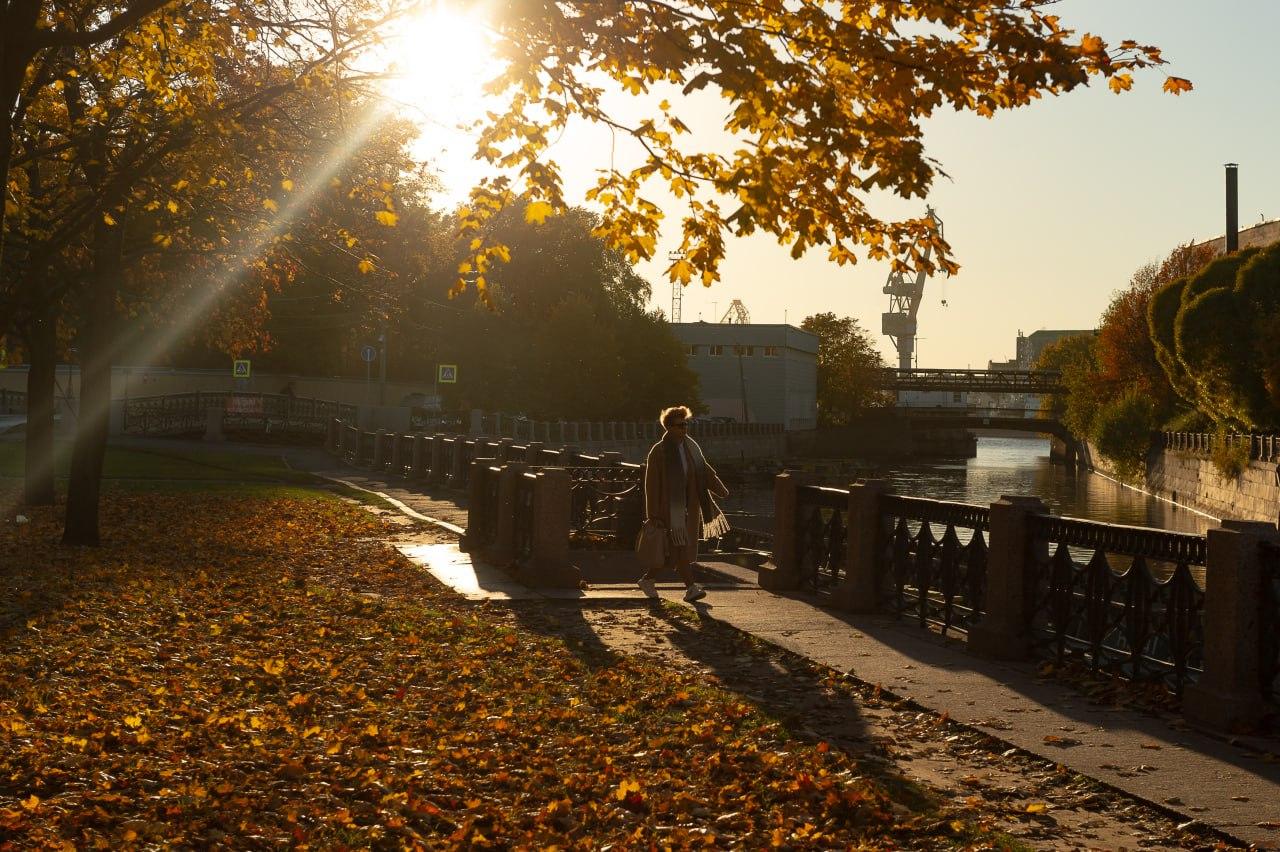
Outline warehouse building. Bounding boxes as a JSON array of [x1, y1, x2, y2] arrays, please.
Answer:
[[670, 322, 818, 430]]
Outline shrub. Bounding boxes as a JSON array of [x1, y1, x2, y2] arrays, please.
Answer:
[[1092, 390, 1157, 482], [1162, 408, 1211, 433], [1210, 430, 1251, 479]]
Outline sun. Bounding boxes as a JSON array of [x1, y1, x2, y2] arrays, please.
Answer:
[[383, 3, 498, 129], [380, 3, 503, 201]]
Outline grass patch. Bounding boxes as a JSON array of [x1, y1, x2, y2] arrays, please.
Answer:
[[0, 489, 998, 849], [0, 440, 320, 496]]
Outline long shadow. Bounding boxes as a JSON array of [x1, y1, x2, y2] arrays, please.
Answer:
[[504, 597, 940, 813], [763, 586, 1280, 788]]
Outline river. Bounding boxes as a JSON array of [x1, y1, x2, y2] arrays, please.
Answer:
[[722, 435, 1217, 538]]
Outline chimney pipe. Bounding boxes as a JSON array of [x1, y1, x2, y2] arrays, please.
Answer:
[[1226, 163, 1239, 253]]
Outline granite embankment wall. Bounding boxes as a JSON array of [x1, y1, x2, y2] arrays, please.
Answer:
[[1088, 442, 1280, 524]]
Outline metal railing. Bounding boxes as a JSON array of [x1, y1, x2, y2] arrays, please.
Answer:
[[1163, 430, 1280, 463], [1026, 515, 1207, 695], [567, 465, 644, 546], [795, 486, 848, 593], [878, 495, 990, 636], [123, 393, 356, 437]]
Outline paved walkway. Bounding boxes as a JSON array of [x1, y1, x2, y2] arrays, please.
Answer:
[[275, 458, 1280, 846]]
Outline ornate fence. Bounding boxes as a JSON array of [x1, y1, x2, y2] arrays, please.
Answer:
[[878, 495, 990, 636], [771, 476, 1279, 726], [567, 465, 644, 547], [123, 393, 356, 438], [1026, 515, 1207, 694], [795, 486, 847, 593]]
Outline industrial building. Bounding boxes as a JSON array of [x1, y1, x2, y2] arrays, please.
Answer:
[[669, 322, 818, 430]]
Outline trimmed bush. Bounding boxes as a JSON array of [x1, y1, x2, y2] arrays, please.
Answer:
[[1092, 389, 1157, 482]]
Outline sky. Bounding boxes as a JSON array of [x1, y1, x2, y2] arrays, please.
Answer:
[[402, 1, 1280, 371]]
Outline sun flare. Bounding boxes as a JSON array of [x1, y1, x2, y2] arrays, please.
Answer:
[[385, 4, 498, 128], [381, 3, 502, 201]]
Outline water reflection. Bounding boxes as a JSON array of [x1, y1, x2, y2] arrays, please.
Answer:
[[723, 436, 1216, 536]]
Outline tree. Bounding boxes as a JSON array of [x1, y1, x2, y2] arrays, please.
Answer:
[[4, 0, 413, 542], [455, 2, 1186, 299], [1033, 334, 1101, 441], [800, 312, 887, 427]]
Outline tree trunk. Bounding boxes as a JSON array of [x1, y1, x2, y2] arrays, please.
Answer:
[[22, 300, 57, 505], [63, 220, 120, 546]]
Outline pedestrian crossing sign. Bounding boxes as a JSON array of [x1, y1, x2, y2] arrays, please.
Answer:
[[438, 364, 458, 384], [232, 359, 252, 378]]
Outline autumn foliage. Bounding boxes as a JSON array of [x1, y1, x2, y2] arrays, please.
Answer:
[[1, 491, 995, 848]]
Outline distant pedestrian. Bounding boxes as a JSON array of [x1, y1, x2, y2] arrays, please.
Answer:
[[637, 406, 730, 602]]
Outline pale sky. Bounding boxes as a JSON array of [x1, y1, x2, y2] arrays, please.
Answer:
[[405, 1, 1280, 370]]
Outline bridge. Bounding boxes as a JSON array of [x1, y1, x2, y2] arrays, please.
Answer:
[[874, 368, 1064, 395], [889, 407, 1073, 440]]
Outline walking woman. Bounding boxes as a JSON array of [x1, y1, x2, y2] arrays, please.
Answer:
[[637, 406, 731, 602]]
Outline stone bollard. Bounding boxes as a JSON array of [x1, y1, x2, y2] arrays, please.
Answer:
[[390, 433, 403, 475], [372, 430, 386, 469], [600, 451, 623, 466], [524, 467, 581, 587], [411, 435, 427, 478], [1183, 521, 1278, 730], [460, 458, 496, 553], [832, 480, 889, 612], [760, 471, 815, 591], [428, 435, 444, 483], [488, 463, 526, 565], [967, 496, 1049, 660], [450, 437, 471, 483], [526, 441, 545, 465], [497, 438, 513, 463]]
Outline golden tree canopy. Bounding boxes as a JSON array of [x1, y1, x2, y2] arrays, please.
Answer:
[[457, 0, 1186, 297]]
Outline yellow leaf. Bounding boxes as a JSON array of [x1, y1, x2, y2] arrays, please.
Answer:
[[171, 179, 188, 191], [615, 779, 641, 801], [358, 259, 375, 275], [262, 198, 278, 213], [375, 210, 398, 227], [1079, 34, 1104, 55], [1108, 73, 1133, 93], [102, 212, 116, 226], [167, 200, 179, 214], [364, 723, 379, 737], [124, 715, 142, 729], [1025, 802, 1048, 813], [21, 795, 39, 811], [524, 201, 554, 225], [281, 179, 294, 192], [1163, 76, 1193, 95], [301, 725, 320, 738], [262, 658, 284, 676]]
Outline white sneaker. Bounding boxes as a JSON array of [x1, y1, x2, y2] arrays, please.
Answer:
[[637, 578, 659, 599], [683, 583, 707, 603]]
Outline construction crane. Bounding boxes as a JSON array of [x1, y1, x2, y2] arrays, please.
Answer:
[[881, 207, 943, 370], [719, 299, 750, 324]]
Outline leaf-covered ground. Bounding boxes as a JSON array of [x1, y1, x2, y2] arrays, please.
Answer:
[[1, 490, 1013, 849]]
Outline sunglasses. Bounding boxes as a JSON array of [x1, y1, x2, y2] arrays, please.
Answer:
[[670, 421, 690, 429]]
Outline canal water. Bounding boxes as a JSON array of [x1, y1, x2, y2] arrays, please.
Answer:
[[722, 436, 1216, 538]]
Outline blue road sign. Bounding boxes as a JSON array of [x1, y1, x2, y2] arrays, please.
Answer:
[[360, 345, 377, 364]]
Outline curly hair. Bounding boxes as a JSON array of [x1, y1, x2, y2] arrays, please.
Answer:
[[659, 405, 692, 429]]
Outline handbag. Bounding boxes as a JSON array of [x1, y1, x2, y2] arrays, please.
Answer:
[[635, 519, 667, 574]]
